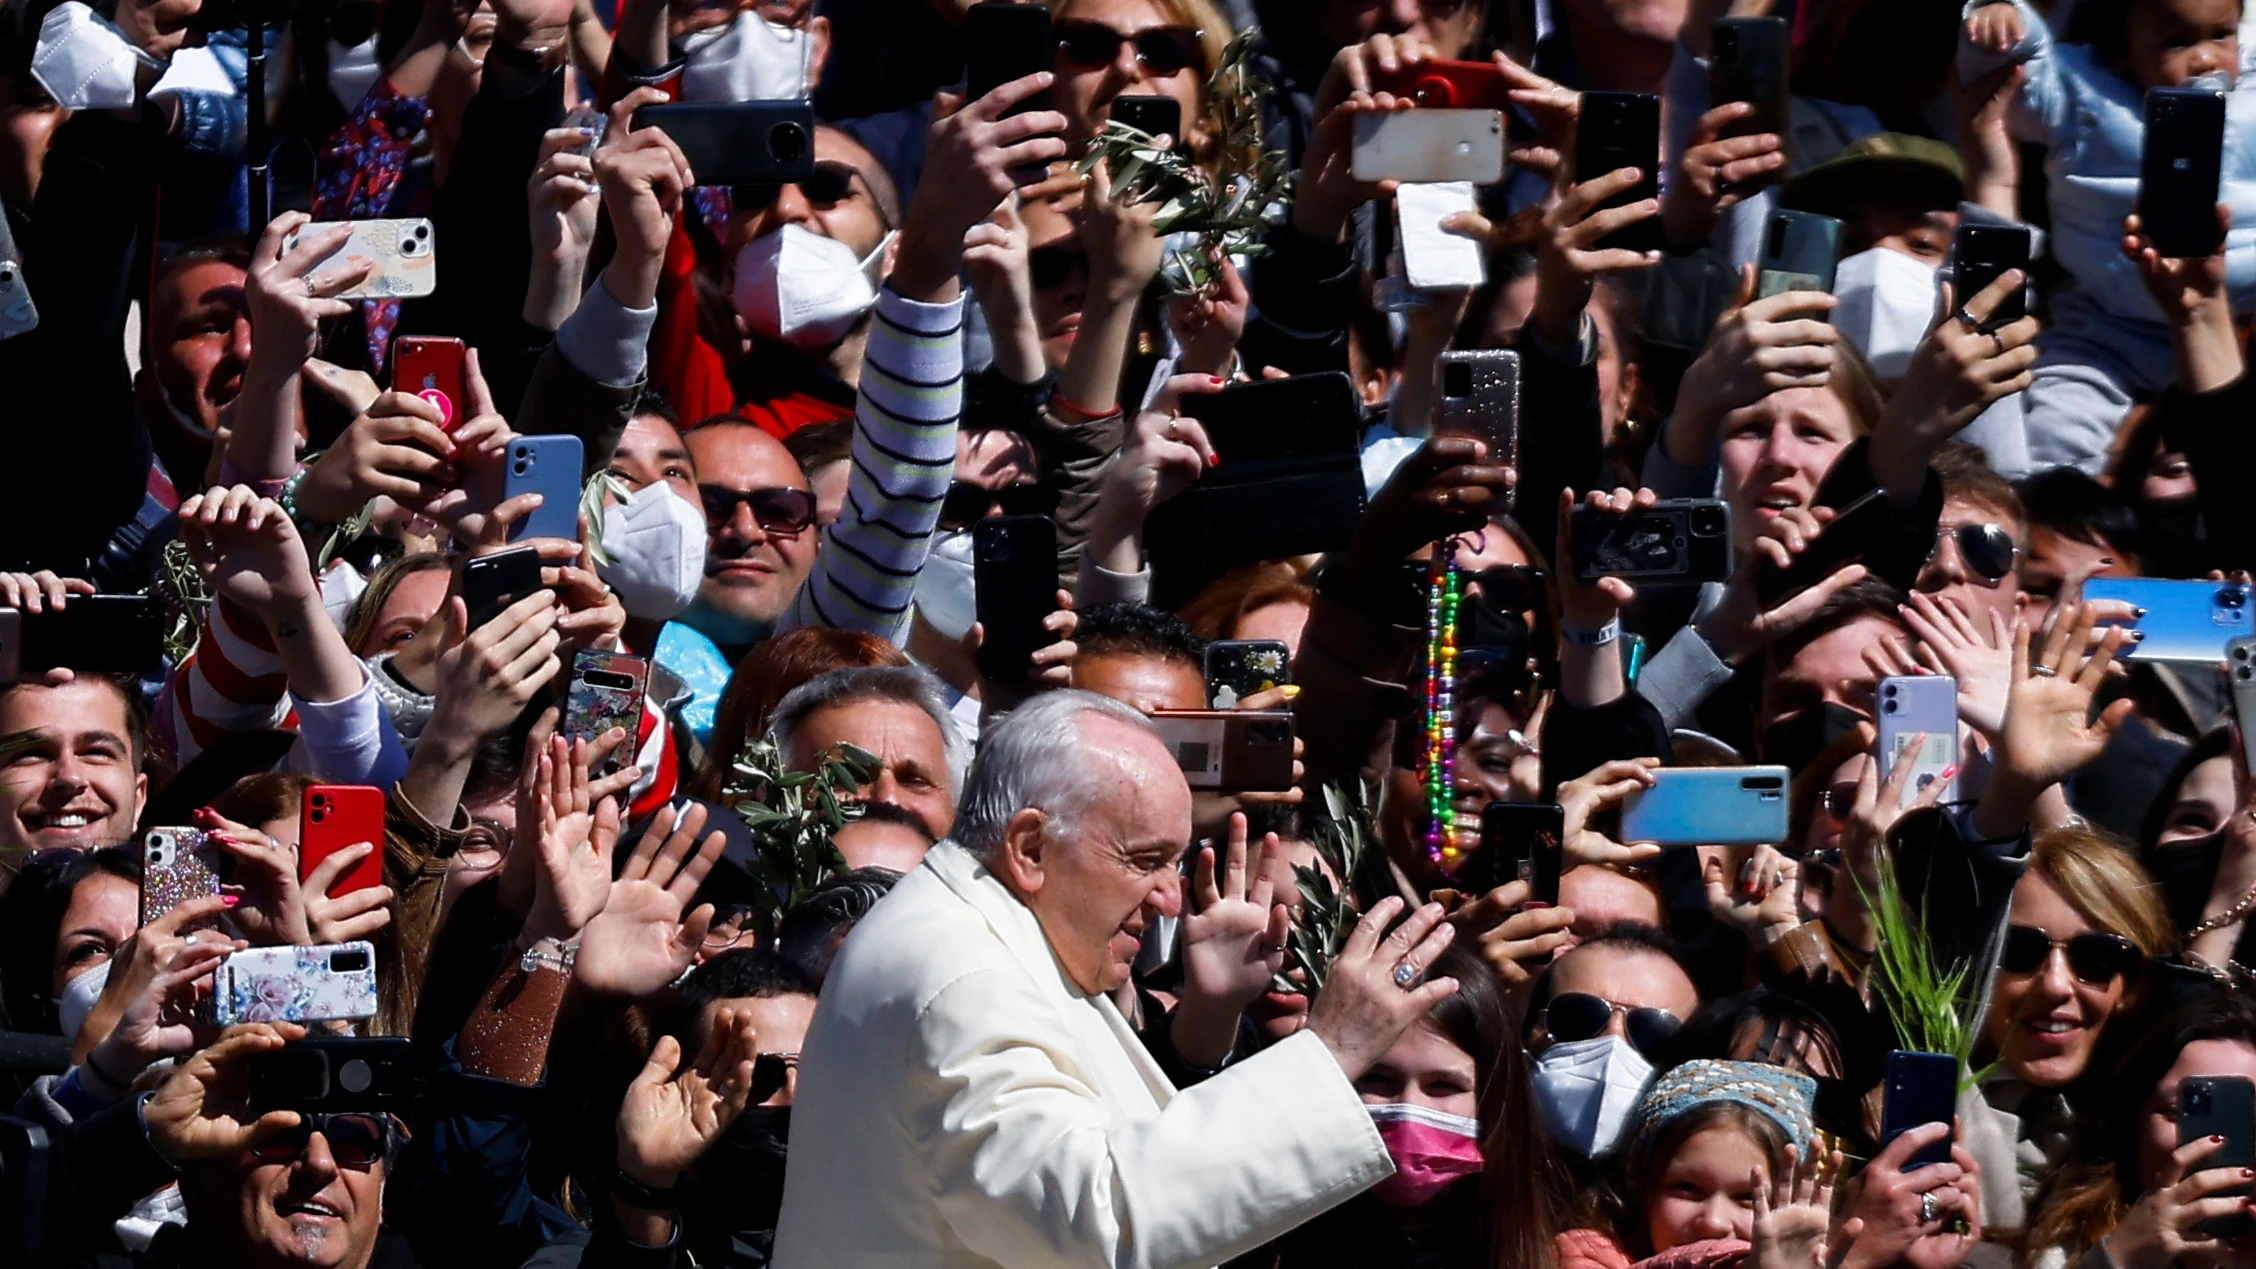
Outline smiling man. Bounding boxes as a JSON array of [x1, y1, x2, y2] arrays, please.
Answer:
[[0, 676, 149, 855]]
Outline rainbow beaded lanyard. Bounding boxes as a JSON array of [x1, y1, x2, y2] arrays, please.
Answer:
[[1421, 541, 1464, 873]]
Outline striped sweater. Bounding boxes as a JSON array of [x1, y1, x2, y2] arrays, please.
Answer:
[[779, 287, 964, 645]]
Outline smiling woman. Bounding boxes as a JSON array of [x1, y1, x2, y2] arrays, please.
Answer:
[[0, 845, 141, 1036]]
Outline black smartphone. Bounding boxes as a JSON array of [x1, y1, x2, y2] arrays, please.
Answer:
[[964, 1, 1055, 117], [1756, 210, 1843, 299], [1758, 487, 1887, 603], [1194, 372, 1362, 476], [1710, 17, 1791, 182], [20, 595, 163, 675], [973, 515, 1061, 683], [1462, 802, 1564, 902], [1111, 94, 1181, 142], [1952, 223, 2032, 332], [1881, 1049, 1959, 1168], [2180, 1075, 2256, 1239], [2139, 87, 2226, 259], [1204, 639, 1290, 708], [629, 102, 817, 189], [1569, 499, 1732, 585], [246, 1037, 421, 1113], [460, 546, 543, 631], [1574, 91, 1662, 254]]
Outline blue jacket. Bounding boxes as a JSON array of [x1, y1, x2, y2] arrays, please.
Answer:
[[1958, 0, 2256, 323]]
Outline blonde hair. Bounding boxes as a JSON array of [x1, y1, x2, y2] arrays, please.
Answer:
[[1047, 0, 1231, 80], [2027, 824, 2177, 959]]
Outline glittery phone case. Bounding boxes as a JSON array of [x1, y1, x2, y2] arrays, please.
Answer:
[[140, 828, 226, 926], [211, 943, 379, 1025], [564, 649, 649, 778]]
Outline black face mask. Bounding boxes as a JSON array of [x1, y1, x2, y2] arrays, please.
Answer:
[[1760, 702, 1865, 775], [2148, 830, 2224, 932], [683, 1105, 791, 1236], [1457, 591, 1531, 661], [2140, 496, 2206, 575]]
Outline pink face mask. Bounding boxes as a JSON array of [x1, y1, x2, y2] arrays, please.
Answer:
[[1367, 1103, 1484, 1207]]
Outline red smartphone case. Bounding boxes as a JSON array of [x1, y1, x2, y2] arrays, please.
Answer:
[[1376, 60, 1512, 109], [392, 336, 467, 431], [301, 784, 385, 897]]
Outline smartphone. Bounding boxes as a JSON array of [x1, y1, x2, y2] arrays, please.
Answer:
[[1462, 802, 1564, 902], [279, 219, 436, 300], [0, 215, 35, 342], [964, 1, 1054, 116], [140, 827, 227, 926], [2226, 635, 2256, 776], [1758, 487, 1887, 603], [460, 545, 544, 630], [1575, 91, 1662, 254], [1376, 58, 1513, 109], [300, 785, 384, 899], [628, 101, 817, 188], [566, 649, 649, 777], [1568, 499, 1732, 585], [1197, 372, 1362, 473], [1435, 350, 1521, 478], [391, 335, 466, 430], [211, 942, 379, 1025], [247, 1036, 419, 1112], [1878, 676, 1959, 805], [1110, 94, 1180, 142], [500, 435, 585, 543], [973, 515, 1061, 682], [1618, 766, 1791, 846], [1147, 709, 1296, 792], [2139, 87, 2227, 259], [2083, 579, 2254, 662], [1709, 17, 1791, 180], [17, 594, 162, 675], [2180, 1075, 2256, 1238], [1882, 1049, 1960, 1169], [1352, 109, 1506, 185], [1951, 223, 2031, 332], [1204, 639, 1290, 709], [1756, 210, 1842, 300], [1396, 180, 1487, 290]]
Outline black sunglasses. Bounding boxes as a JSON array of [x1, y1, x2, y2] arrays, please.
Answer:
[[1999, 924, 2143, 985], [940, 480, 1059, 529], [699, 484, 817, 534], [1932, 522, 2019, 585], [1542, 990, 1681, 1057], [1055, 20, 1205, 76], [246, 1112, 393, 1171], [1029, 244, 1091, 290], [732, 163, 885, 227], [1466, 564, 1547, 614]]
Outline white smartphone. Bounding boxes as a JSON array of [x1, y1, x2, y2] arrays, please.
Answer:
[[1351, 109, 1506, 185], [1396, 181, 1486, 291], [278, 218, 438, 299], [1877, 675, 1959, 805]]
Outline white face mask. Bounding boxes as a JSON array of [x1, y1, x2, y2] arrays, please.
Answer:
[[678, 11, 812, 103], [1834, 246, 1940, 380], [595, 482, 711, 620], [328, 35, 382, 111], [58, 957, 111, 1045], [916, 527, 977, 642], [29, 2, 147, 112], [1529, 1034, 1657, 1159], [732, 223, 893, 351]]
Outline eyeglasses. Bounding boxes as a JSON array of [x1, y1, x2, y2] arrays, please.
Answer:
[[1466, 564, 1547, 614], [1929, 522, 2019, 585], [732, 162, 890, 230], [246, 1112, 393, 1171], [699, 485, 817, 535], [1028, 244, 1090, 290], [1055, 20, 1205, 76], [1999, 924, 2144, 985], [939, 480, 1059, 529], [1541, 991, 1681, 1057]]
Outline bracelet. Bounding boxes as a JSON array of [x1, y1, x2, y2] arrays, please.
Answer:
[[1562, 618, 1622, 647], [518, 936, 578, 976], [84, 1046, 137, 1095], [2189, 877, 2256, 937], [1049, 388, 1117, 420], [608, 1164, 682, 1211]]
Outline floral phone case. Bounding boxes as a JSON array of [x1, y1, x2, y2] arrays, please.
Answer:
[[279, 218, 437, 299], [211, 943, 378, 1024], [140, 828, 226, 926]]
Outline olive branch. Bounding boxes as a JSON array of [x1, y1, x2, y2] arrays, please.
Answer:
[[720, 738, 882, 928], [1274, 780, 1376, 996]]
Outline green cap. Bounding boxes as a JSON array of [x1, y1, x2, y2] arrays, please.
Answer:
[[1780, 132, 1965, 218]]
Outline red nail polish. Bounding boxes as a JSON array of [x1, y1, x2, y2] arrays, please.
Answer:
[[1940, 765, 1959, 780], [222, 895, 241, 906], [1206, 454, 1220, 468]]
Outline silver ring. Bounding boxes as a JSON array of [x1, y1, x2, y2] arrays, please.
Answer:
[[1773, 869, 1788, 887], [1954, 309, 1982, 333], [304, 274, 318, 297], [1393, 962, 1421, 989], [1919, 1193, 1941, 1224], [2030, 664, 2057, 678], [1989, 332, 2005, 357], [183, 934, 198, 946]]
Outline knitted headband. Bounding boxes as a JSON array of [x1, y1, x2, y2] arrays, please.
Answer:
[[1630, 1058, 1819, 1152]]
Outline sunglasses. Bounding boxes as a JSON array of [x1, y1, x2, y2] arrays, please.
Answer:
[[699, 485, 817, 534], [1055, 20, 1205, 76], [1931, 522, 2019, 585], [1999, 924, 2143, 984], [1542, 991, 1681, 1057], [246, 1112, 393, 1171], [1029, 244, 1091, 290], [732, 163, 885, 227], [940, 480, 1059, 529], [1466, 564, 1547, 614]]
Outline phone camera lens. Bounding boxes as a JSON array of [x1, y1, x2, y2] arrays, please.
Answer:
[[513, 461, 529, 474], [770, 122, 809, 163], [2222, 588, 2246, 609], [1690, 507, 1726, 536], [311, 808, 326, 822]]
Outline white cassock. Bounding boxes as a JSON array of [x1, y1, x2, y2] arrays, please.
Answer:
[[771, 840, 1394, 1269]]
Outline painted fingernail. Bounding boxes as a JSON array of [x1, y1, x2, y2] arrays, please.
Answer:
[[222, 895, 241, 906], [1280, 684, 1302, 699], [2134, 606, 2148, 617], [1206, 454, 1220, 468], [1940, 766, 1959, 780]]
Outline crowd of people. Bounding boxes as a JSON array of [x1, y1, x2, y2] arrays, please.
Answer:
[[1, 0, 2255, 1265]]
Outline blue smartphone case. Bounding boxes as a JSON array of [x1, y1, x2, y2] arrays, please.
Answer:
[[2083, 579, 2252, 663], [502, 435, 585, 543], [1882, 1050, 1959, 1168], [1617, 765, 1790, 846]]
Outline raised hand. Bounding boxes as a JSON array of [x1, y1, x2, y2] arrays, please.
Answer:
[[615, 1006, 758, 1191], [1963, 2, 2026, 53], [1562, 756, 1663, 865], [890, 74, 1070, 299], [1081, 156, 1167, 297], [1752, 1144, 1845, 1269], [1556, 487, 1652, 630], [0, 570, 94, 613], [1675, 267, 1840, 441], [1704, 845, 1803, 947], [1180, 813, 1291, 1011], [1837, 1124, 1974, 1269], [246, 212, 371, 373], [1698, 506, 1872, 663], [527, 126, 602, 329], [1871, 270, 2039, 501], [144, 1023, 308, 1165], [1898, 592, 2014, 737], [295, 393, 459, 524], [428, 591, 565, 744], [81, 895, 240, 1080], [196, 806, 311, 947], [1447, 878, 1576, 988], [177, 488, 320, 620], [1167, 252, 1250, 380], [576, 802, 727, 998], [1974, 604, 2132, 837], [594, 88, 695, 309], [2101, 1134, 2256, 1269], [1665, 101, 1787, 248], [1350, 436, 1516, 572], [1530, 167, 1662, 343], [302, 844, 396, 944], [1303, 898, 1460, 1080], [524, 735, 618, 945]]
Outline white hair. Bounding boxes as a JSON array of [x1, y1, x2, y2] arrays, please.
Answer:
[[951, 690, 1158, 861], [766, 665, 969, 797]]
